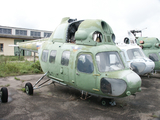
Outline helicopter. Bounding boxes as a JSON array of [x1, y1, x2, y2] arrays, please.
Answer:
[[130, 30, 160, 72], [116, 31, 155, 76], [0, 87, 8, 103], [16, 17, 141, 106]]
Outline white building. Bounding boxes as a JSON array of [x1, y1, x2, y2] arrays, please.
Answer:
[[0, 25, 52, 56]]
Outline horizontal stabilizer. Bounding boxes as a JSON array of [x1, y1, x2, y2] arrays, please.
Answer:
[[8, 45, 19, 47]]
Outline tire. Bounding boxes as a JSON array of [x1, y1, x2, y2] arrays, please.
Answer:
[[101, 98, 111, 106], [25, 82, 33, 95], [1, 87, 8, 103]]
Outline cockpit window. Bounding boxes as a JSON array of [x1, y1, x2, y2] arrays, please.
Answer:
[[77, 54, 94, 73], [149, 53, 159, 62], [120, 51, 128, 68], [127, 48, 144, 60], [53, 24, 67, 39], [96, 51, 124, 72]]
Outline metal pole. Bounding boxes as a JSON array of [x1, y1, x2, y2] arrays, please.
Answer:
[[34, 52, 35, 63]]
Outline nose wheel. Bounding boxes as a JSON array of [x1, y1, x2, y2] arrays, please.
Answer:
[[1, 87, 8, 103], [101, 98, 116, 106]]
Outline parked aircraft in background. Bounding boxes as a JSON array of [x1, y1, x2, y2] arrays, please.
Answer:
[[15, 17, 141, 106], [116, 31, 155, 76], [130, 30, 160, 72], [117, 43, 155, 76]]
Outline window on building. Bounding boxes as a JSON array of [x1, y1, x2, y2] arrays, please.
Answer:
[[16, 30, 27, 36], [31, 31, 41, 37], [49, 50, 57, 63], [0, 44, 3, 52], [77, 54, 94, 73], [42, 50, 49, 62], [0, 28, 12, 34], [44, 32, 52, 37], [61, 51, 70, 66]]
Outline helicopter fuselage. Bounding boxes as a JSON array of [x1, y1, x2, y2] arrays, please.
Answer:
[[17, 17, 141, 99], [38, 41, 141, 98]]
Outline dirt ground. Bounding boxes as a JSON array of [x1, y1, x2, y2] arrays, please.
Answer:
[[0, 73, 160, 120]]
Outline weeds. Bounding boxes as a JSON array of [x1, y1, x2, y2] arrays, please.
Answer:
[[0, 84, 10, 87], [15, 77, 20, 80], [21, 87, 26, 92], [0, 56, 43, 77], [151, 115, 158, 118], [0, 55, 24, 62]]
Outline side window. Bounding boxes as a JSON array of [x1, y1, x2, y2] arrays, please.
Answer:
[[42, 50, 49, 62], [61, 51, 70, 66], [77, 54, 94, 73], [149, 53, 159, 62], [93, 31, 102, 42], [49, 50, 57, 63]]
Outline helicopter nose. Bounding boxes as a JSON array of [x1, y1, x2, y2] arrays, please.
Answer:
[[126, 72, 141, 96], [130, 62, 146, 75], [130, 60, 155, 75]]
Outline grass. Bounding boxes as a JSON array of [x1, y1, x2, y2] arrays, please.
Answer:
[[0, 55, 24, 62], [0, 84, 10, 87], [14, 77, 20, 80], [150, 114, 159, 118], [0, 56, 43, 77]]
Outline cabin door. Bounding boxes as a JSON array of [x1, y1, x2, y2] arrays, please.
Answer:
[[75, 53, 98, 92], [48, 50, 70, 83]]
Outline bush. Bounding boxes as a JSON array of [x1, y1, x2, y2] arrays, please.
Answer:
[[6, 63, 19, 73], [31, 60, 42, 72], [0, 57, 42, 77]]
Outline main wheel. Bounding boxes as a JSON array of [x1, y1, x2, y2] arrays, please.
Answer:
[[101, 98, 111, 106], [25, 82, 33, 95], [1, 87, 8, 103]]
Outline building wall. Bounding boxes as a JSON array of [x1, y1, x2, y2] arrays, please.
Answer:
[[0, 25, 52, 56], [0, 38, 14, 56]]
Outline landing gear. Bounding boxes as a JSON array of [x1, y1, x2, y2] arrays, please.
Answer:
[[101, 98, 111, 106], [25, 72, 54, 95], [25, 82, 33, 95], [0, 87, 8, 103], [80, 91, 91, 100], [101, 98, 116, 106]]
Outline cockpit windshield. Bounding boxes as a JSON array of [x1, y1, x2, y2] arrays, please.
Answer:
[[96, 51, 124, 72], [127, 48, 145, 60]]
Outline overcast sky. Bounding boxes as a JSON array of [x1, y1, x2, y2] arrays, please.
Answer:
[[1, 0, 160, 42]]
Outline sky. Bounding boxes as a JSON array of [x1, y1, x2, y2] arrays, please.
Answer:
[[1, 0, 160, 42]]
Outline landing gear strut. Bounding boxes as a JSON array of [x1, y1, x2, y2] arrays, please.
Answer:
[[25, 72, 54, 95], [0, 87, 8, 103], [80, 91, 91, 100]]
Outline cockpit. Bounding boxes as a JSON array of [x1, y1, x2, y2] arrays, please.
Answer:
[[66, 20, 103, 44], [96, 51, 124, 72], [127, 48, 145, 60], [66, 20, 83, 43]]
